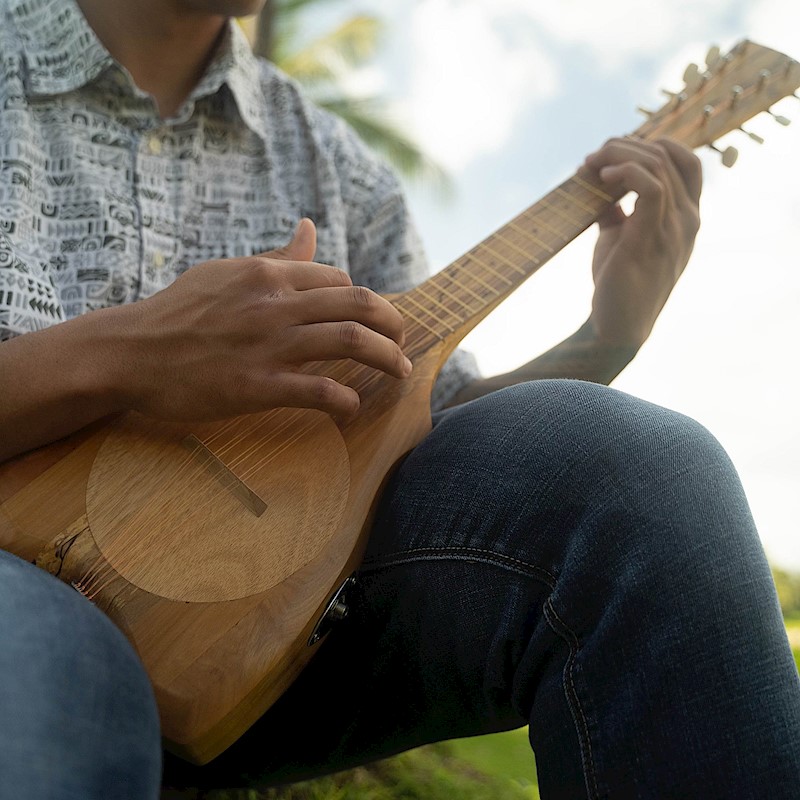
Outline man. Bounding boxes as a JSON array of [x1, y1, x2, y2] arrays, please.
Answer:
[[0, 1, 797, 798]]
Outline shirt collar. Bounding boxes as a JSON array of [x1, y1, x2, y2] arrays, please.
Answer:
[[10, 0, 269, 143], [9, 0, 115, 96]]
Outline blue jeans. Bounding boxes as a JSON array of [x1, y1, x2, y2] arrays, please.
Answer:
[[0, 548, 161, 798], [4, 381, 799, 798]]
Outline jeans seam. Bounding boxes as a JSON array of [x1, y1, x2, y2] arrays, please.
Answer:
[[360, 546, 558, 586], [544, 598, 601, 800]]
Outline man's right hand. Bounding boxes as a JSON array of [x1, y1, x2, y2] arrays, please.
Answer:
[[116, 218, 412, 422], [0, 218, 412, 463]]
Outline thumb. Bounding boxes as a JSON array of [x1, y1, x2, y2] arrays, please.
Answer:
[[262, 218, 317, 262]]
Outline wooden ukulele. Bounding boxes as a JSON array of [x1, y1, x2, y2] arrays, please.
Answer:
[[0, 41, 797, 765]]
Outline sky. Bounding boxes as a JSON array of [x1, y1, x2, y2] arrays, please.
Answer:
[[299, 0, 800, 571]]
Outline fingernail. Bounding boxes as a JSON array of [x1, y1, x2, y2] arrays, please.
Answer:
[[403, 356, 413, 375]]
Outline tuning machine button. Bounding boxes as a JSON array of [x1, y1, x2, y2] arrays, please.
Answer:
[[739, 127, 765, 144], [768, 110, 791, 126], [707, 144, 739, 167]]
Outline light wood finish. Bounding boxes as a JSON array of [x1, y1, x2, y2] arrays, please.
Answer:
[[0, 40, 797, 765]]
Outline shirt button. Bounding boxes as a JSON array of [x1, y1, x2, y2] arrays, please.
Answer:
[[148, 136, 162, 155], [153, 250, 165, 268]]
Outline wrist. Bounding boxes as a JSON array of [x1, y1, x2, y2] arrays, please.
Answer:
[[68, 304, 143, 414]]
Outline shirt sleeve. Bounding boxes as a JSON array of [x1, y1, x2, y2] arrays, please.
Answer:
[[326, 116, 481, 410], [0, 230, 65, 341]]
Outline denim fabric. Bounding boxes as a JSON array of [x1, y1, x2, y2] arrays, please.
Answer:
[[0, 550, 161, 799], [5, 379, 798, 798], [164, 380, 800, 798]]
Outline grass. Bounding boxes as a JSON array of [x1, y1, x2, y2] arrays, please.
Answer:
[[162, 735, 538, 800]]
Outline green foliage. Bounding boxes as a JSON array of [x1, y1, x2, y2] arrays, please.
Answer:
[[253, 0, 451, 195], [771, 566, 800, 617]]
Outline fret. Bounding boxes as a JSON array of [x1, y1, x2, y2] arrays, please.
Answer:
[[403, 293, 455, 333], [426, 275, 479, 313], [473, 243, 518, 281], [520, 210, 568, 242], [396, 300, 444, 339], [442, 268, 489, 304], [409, 169, 617, 348], [494, 231, 540, 264], [540, 197, 587, 227], [507, 221, 555, 254], [555, 185, 597, 216], [415, 285, 465, 326], [572, 174, 613, 203], [462, 260, 503, 296]]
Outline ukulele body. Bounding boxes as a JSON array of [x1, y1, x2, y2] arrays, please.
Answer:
[[0, 342, 446, 764]]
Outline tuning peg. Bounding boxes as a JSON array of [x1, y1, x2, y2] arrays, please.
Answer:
[[707, 144, 739, 167], [705, 45, 724, 72], [683, 63, 705, 91], [768, 110, 791, 126], [738, 127, 765, 144], [683, 63, 700, 83], [636, 106, 656, 118], [661, 89, 688, 104]]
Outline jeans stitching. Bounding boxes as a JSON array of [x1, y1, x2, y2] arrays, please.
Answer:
[[360, 546, 602, 797], [360, 546, 558, 586], [544, 599, 601, 800]]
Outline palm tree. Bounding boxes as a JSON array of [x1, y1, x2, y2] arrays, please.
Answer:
[[244, 0, 451, 194]]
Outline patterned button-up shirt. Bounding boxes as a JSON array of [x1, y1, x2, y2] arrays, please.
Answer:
[[0, 0, 477, 408]]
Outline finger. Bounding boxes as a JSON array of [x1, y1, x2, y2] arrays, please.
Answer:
[[596, 203, 627, 230], [595, 161, 667, 230], [266, 372, 361, 419], [586, 137, 694, 210], [259, 218, 317, 262], [290, 285, 406, 346], [247, 258, 353, 291], [286, 321, 413, 379], [585, 137, 662, 171], [654, 137, 703, 202]]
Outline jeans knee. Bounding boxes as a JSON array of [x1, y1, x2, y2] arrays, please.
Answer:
[[466, 379, 734, 494], [0, 551, 161, 797]]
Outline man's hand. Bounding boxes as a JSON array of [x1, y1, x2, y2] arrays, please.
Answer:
[[446, 137, 703, 407], [582, 137, 702, 348], [117, 218, 411, 422]]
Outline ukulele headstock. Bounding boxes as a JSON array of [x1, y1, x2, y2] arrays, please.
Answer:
[[634, 41, 800, 165]]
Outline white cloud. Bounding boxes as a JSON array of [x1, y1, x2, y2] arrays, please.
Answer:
[[404, 0, 558, 170], [745, 0, 800, 57], [498, 0, 734, 70]]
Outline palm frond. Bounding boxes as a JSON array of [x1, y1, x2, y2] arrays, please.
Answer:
[[277, 16, 383, 85], [250, 1, 453, 195], [317, 95, 454, 198]]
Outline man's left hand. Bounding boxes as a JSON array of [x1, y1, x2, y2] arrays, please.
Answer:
[[582, 137, 703, 348]]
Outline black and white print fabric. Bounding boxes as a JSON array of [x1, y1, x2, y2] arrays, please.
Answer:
[[0, 0, 477, 408]]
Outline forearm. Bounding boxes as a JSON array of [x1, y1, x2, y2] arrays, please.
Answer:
[[445, 320, 640, 406], [0, 308, 129, 463]]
